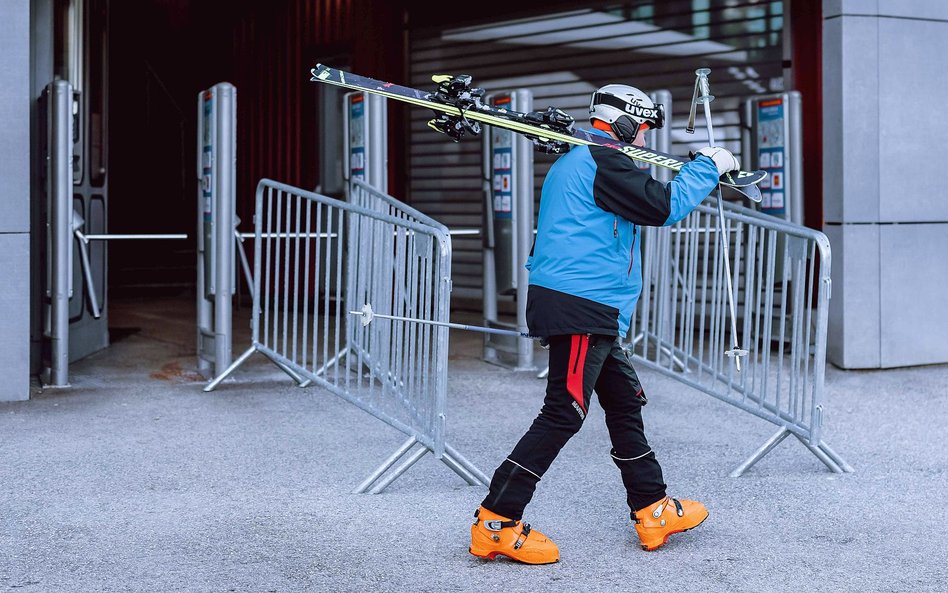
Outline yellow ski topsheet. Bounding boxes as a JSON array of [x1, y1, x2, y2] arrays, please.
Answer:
[[310, 64, 766, 190]]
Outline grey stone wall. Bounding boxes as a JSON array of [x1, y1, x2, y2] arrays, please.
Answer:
[[0, 0, 31, 400], [823, 0, 948, 368]]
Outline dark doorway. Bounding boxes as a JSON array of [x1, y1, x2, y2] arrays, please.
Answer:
[[108, 1, 233, 298]]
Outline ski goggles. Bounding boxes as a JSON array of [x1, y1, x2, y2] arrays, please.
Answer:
[[592, 92, 665, 129]]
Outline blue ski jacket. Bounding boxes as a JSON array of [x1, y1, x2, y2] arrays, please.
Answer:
[[525, 129, 721, 338]]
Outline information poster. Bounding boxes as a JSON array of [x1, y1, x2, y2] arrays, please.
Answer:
[[491, 96, 514, 220], [202, 91, 214, 222], [349, 94, 366, 181], [757, 97, 786, 217]]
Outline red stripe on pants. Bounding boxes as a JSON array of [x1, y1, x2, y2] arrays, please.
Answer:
[[566, 335, 588, 413]]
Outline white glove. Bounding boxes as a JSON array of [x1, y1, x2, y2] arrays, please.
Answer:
[[695, 146, 740, 176]]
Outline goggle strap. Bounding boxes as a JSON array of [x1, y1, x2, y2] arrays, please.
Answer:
[[592, 92, 665, 128]]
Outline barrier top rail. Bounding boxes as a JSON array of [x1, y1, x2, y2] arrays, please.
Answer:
[[350, 178, 450, 235], [262, 178, 451, 245]]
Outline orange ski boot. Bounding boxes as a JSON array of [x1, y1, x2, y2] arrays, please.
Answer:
[[632, 496, 708, 551], [469, 506, 559, 564]]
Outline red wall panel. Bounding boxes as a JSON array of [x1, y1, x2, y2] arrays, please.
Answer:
[[228, 0, 406, 220]]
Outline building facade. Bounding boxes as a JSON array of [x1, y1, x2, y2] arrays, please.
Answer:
[[1, 0, 946, 401]]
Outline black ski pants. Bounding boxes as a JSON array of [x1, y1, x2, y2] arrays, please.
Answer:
[[481, 334, 667, 520]]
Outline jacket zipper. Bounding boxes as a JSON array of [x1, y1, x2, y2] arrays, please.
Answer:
[[628, 225, 637, 276]]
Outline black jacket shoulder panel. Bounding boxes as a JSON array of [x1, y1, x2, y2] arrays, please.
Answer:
[[589, 146, 672, 227]]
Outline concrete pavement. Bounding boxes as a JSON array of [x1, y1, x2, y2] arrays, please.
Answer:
[[1, 296, 946, 592]]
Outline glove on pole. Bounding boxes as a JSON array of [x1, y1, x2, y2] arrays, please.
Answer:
[[695, 146, 740, 176]]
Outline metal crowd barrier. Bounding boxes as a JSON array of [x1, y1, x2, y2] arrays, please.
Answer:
[[628, 198, 853, 476], [206, 178, 489, 493]]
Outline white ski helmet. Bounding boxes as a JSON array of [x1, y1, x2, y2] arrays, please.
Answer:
[[589, 84, 665, 143]]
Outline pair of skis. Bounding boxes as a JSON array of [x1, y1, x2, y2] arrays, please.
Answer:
[[309, 63, 766, 200]]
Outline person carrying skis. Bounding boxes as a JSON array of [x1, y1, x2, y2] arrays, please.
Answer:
[[469, 84, 740, 563]]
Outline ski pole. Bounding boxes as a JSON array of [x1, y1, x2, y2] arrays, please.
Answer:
[[690, 68, 749, 371], [350, 303, 541, 340]]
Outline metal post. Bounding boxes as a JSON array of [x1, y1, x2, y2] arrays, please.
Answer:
[[196, 83, 236, 378], [482, 89, 535, 370], [649, 90, 673, 183], [366, 93, 388, 193], [48, 80, 73, 387], [513, 90, 535, 370], [344, 91, 388, 194], [788, 91, 804, 226], [214, 83, 236, 373], [481, 134, 498, 323]]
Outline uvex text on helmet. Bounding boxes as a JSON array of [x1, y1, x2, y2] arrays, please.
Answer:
[[589, 84, 665, 143]]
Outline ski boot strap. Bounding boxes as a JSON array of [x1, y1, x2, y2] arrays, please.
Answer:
[[513, 524, 532, 550], [631, 496, 685, 524], [473, 508, 518, 531]]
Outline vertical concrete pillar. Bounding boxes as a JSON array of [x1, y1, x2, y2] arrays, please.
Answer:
[[0, 0, 31, 401], [823, 0, 948, 368]]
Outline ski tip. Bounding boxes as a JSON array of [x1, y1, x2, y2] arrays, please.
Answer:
[[721, 169, 767, 189], [310, 65, 333, 82], [731, 183, 763, 204]]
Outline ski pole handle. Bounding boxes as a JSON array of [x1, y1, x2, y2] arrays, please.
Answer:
[[695, 68, 714, 104], [686, 68, 714, 134], [695, 69, 717, 147]]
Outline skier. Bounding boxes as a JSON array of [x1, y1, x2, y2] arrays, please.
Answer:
[[469, 84, 740, 563]]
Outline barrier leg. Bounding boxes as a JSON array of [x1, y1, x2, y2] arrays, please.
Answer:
[[204, 346, 258, 392], [369, 446, 430, 494], [352, 436, 418, 494], [315, 345, 350, 377], [817, 441, 855, 473], [798, 435, 843, 474], [729, 427, 791, 477], [443, 442, 490, 487], [440, 453, 481, 487], [262, 351, 308, 386]]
